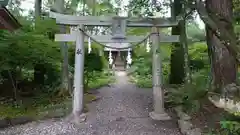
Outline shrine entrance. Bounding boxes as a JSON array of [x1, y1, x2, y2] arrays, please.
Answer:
[[114, 51, 125, 71], [50, 11, 180, 121], [104, 44, 132, 71]]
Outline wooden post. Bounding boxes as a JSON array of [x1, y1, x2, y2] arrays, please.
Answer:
[[149, 27, 171, 120]]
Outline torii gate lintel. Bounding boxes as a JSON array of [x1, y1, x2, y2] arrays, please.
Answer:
[[49, 11, 179, 27]]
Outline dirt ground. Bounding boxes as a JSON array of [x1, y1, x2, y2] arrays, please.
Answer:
[[190, 98, 227, 134]]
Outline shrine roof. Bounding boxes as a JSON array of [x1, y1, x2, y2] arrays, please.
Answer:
[[0, 6, 21, 31], [104, 43, 132, 51], [104, 48, 131, 51]]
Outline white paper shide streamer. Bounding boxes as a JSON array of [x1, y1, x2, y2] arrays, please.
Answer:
[[146, 37, 151, 52], [88, 37, 92, 54], [108, 50, 113, 65], [126, 48, 132, 65]]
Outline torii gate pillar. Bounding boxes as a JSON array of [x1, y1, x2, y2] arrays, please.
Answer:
[[150, 27, 171, 120], [72, 25, 85, 120]]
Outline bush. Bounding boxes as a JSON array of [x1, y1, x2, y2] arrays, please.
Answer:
[[167, 69, 210, 112], [130, 49, 171, 88], [0, 27, 61, 98], [88, 71, 114, 89], [218, 112, 240, 135], [132, 74, 152, 88], [189, 42, 209, 72], [168, 84, 207, 112]]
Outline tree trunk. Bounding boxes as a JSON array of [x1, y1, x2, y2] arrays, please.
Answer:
[[33, 64, 46, 85], [53, 0, 72, 95], [34, 0, 45, 86], [34, 0, 42, 17], [180, 17, 191, 84], [169, 0, 185, 84], [205, 0, 237, 91]]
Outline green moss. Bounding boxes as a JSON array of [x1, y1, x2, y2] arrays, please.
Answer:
[[84, 93, 97, 103], [88, 76, 115, 89], [0, 105, 38, 119], [131, 75, 152, 88]]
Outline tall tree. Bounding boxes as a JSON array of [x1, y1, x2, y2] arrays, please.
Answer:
[[35, 0, 42, 17], [169, 0, 185, 84], [34, 0, 46, 85], [51, 0, 72, 95], [205, 0, 237, 91]]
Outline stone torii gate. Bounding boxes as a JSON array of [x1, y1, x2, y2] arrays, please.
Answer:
[[50, 12, 180, 121]]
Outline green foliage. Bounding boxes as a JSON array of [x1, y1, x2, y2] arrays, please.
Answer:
[[0, 104, 37, 119], [130, 52, 152, 88], [189, 42, 209, 72], [167, 67, 210, 112], [0, 17, 61, 96], [85, 50, 105, 72], [133, 57, 151, 76], [0, 5, 111, 119], [88, 71, 114, 89], [234, 0, 240, 23], [217, 112, 240, 135], [130, 46, 170, 88], [187, 22, 205, 42], [128, 0, 167, 16], [132, 74, 152, 88], [220, 121, 240, 134], [167, 83, 207, 112], [0, 32, 59, 69]]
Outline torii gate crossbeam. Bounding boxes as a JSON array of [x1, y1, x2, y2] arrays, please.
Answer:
[[50, 12, 179, 27]]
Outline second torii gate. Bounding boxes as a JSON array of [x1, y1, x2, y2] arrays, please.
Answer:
[[50, 12, 180, 121]]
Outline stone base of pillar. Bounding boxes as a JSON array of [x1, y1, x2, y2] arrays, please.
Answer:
[[149, 111, 171, 120], [65, 113, 87, 124]]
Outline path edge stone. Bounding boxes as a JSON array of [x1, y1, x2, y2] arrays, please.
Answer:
[[0, 116, 35, 129], [174, 106, 202, 135], [0, 109, 69, 129]]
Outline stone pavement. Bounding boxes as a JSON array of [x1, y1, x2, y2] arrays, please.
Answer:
[[0, 71, 181, 135]]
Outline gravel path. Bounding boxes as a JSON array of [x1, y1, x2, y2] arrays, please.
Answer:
[[0, 71, 181, 135]]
